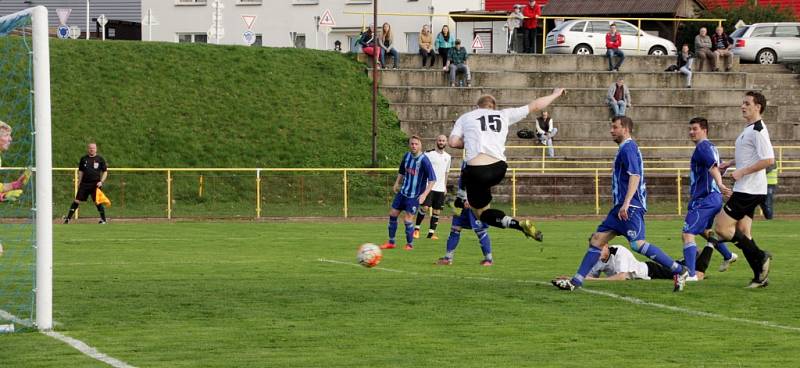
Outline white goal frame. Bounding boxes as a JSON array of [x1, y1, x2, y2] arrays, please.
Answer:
[[0, 6, 53, 331]]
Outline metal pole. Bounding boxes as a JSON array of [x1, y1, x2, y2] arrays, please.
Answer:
[[32, 5, 53, 331], [343, 170, 349, 218], [256, 169, 261, 218], [676, 169, 682, 216], [511, 169, 517, 217], [371, 0, 378, 167], [148, 8, 153, 41], [594, 169, 600, 215], [86, 0, 90, 40], [167, 170, 172, 219]]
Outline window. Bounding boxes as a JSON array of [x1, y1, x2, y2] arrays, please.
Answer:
[[176, 0, 206, 5], [177, 33, 207, 43], [615, 23, 638, 36], [751, 26, 774, 38], [569, 21, 586, 32], [774, 26, 799, 38], [406, 32, 419, 52], [730, 26, 749, 38], [588, 21, 609, 34], [252, 34, 263, 46], [293, 34, 306, 48]]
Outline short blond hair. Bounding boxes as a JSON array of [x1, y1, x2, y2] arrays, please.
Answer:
[[0, 121, 11, 134]]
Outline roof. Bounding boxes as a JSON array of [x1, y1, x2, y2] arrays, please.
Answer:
[[540, 0, 700, 16], [702, 0, 799, 18], [485, 0, 550, 12]]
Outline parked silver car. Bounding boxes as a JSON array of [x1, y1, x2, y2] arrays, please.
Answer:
[[545, 19, 677, 56], [731, 22, 800, 64]]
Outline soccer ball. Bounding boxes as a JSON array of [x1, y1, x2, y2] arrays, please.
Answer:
[[357, 243, 382, 268]]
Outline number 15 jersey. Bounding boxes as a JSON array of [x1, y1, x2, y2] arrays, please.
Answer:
[[450, 106, 530, 162]]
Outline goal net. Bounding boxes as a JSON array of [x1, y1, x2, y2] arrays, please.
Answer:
[[0, 6, 52, 332]]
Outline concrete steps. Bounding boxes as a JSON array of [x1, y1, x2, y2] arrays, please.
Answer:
[[362, 53, 741, 73], [374, 69, 748, 89], [391, 103, 783, 122], [380, 86, 754, 106]]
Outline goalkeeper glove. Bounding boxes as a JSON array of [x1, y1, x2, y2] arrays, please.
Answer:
[[0, 189, 23, 202], [9, 168, 31, 190]]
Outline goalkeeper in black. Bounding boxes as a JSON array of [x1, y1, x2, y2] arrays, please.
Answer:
[[63, 143, 108, 224]]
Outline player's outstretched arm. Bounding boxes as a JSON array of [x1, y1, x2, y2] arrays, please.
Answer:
[[527, 88, 565, 113], [448, 135, 464, 149]]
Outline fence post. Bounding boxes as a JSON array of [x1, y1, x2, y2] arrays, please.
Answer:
[[676, 169, 682, 216], [778, 147, 783, 174], [167, 169, 172, 219], [541, 147, 546, 173], [256, 169, 261, 219], [343, 169, 349, 218], [511, 169, 517, 217], [73, 168, 79, 219], [594, 169, 600, 215]]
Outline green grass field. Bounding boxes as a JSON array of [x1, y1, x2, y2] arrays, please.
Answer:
[[2, 220, 800, 367]]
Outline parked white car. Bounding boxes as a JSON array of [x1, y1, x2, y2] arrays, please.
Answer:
[[731, 22, 800, 64], [545, 20, 677, 56]]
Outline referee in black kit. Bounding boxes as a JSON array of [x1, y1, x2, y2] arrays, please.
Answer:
[[63, 143, 108, 224]]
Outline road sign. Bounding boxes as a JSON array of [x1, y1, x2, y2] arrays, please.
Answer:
[[243, 30, 256, 45], [471, 34, 485, 49], [319, 9, 335, 27], [57, 25, 70, 39], [97, 14, 108, 27], [69, 26, 81, 40], [56, 8, 71, 25], [241, 15, 256, 30]]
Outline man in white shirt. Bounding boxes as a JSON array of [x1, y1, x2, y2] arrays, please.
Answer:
[[415, 135, 452, 240], [585, 244, 712, 281], [449, 89, 564, 240], [714, 91, 775, 288]]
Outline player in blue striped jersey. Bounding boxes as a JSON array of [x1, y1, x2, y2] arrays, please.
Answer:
[[681, 117, 737, 280], [553, 116, 688, 292], [382, 135, 436, 251]]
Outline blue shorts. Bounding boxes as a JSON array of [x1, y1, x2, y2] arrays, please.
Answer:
[[391, 193, 419, 214], [683, 194, 722, 235], [452, 209, 482, 230], [596, 205, 646, 243]]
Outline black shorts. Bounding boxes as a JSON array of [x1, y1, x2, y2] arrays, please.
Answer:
[[423, 190, 446, 210], [646, 261, 673, 280], [723, 192, 767, 220], [75, 182, 98, 202], [461, 161, 508, 210]]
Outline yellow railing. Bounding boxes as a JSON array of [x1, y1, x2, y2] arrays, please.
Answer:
[[45, 164, 795, 219]]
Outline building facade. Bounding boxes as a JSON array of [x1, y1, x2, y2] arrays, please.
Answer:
[[0, 1, 140, 38], [140, 0, 481, 52]]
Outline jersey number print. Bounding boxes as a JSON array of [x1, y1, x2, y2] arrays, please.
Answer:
[[478, 115, 502, 133]]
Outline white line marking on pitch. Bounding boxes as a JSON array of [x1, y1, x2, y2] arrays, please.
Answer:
[[1, 309, 137, 368], [318, 258, 800, 333]]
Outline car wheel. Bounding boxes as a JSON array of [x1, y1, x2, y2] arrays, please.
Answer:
[[573, 44, 593, 55], [648, 46, 667, 56], [756, 49, 776, 64]]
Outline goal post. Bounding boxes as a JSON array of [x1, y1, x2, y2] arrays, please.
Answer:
[[0, 5, 53, 331]]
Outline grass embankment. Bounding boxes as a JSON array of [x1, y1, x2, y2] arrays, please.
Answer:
[[48, 41, 406, 168]]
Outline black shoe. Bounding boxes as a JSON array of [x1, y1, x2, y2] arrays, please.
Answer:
[[63, 216, 70, 224], [98, 220, 107, 224], [756, 251, 772, 282]]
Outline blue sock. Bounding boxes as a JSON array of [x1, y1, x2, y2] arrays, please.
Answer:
[[715, 241, 734, 260], [387, 216, 398, 244], [445, 229, 460, 259], [571, 245, 602, 287], [639, 242, 682, 273], [405, 221, 414, 245], [476, 227, 492, 258], [683, 242, 697, 277]]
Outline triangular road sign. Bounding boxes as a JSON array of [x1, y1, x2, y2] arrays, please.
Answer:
[[56, 8, 72, 25], [471, 34, 485, 49], [319, 9, 336, 27], [242, 15, 257, 30]]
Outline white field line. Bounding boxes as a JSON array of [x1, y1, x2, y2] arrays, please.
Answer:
[[318, 258, 800, 333], [1, 309, 136, 368]]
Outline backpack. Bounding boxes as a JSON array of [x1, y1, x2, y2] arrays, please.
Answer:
[[517, 128, 535, 139]]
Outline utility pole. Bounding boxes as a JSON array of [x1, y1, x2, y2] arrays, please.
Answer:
[[371, 0, 379, 167]]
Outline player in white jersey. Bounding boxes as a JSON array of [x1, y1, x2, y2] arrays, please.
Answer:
[[585, 244, 714, 281], [714, 91, 774, 288], [448, 89, 564, 240], [415, 135, 452, 240]]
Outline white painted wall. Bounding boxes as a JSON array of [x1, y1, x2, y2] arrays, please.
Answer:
[[140, 0, 481, 52]]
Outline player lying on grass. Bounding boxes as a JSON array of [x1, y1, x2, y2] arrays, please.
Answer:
[[578, 244, 716, 281]]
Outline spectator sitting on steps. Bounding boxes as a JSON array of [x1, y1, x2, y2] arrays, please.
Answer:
[[535, 111, 558, 158], [605, 23, 624, 71], [606, 77, 632, 117], [711, 26, 734, 72], [694, 27, 715, 72], [358, 23, 381, 68], [445, 39, 471, 87]]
